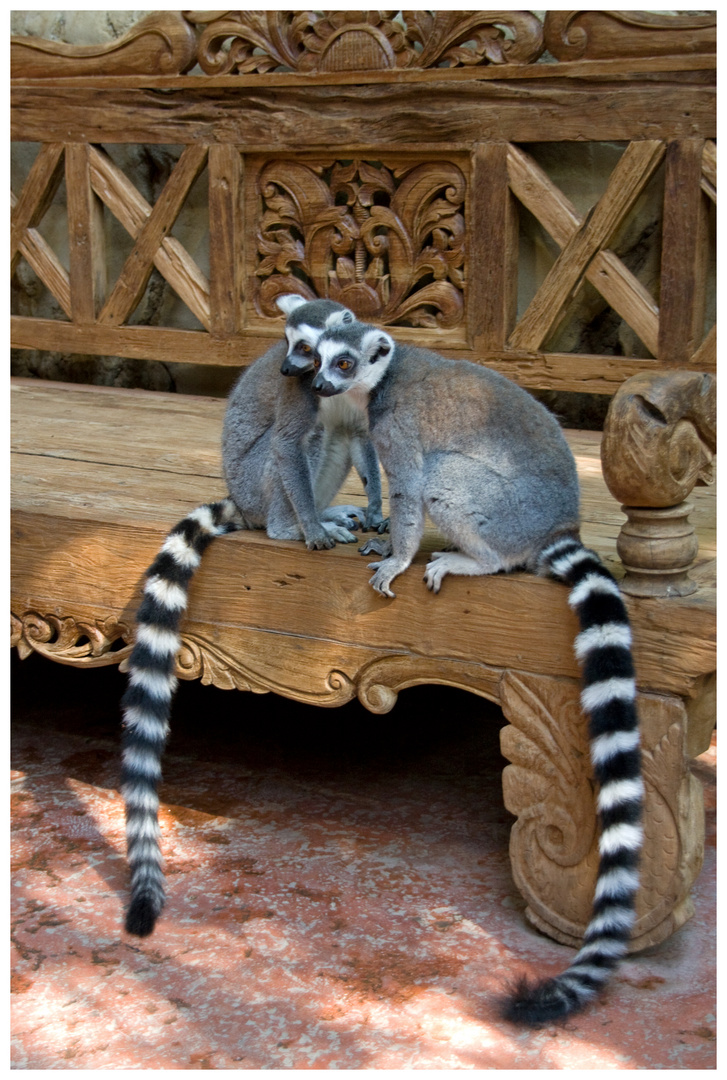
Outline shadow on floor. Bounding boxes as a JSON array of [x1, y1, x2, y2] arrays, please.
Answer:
[[11, 652, 716, 1069]]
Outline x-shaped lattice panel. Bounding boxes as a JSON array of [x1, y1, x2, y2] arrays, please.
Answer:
[[11, 143, 212, 329]]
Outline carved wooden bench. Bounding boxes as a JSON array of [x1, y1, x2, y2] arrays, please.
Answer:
[[11, 11, 716, 953]]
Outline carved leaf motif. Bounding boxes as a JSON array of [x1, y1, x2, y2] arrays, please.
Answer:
[[11, 610, 132, 667], [500, 671, 596, 870], [501, 673, 701, 949], [544, 10, 716, 62], [195, 11, 308, 75], [409, 10, 544, 68], [254, 157, 466, 329], [187, 11, 545, 75], [11, 11, 198, 78], [175, 632, 357, 706]]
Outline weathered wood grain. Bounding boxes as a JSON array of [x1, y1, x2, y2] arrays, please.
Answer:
[[506, 144, 660, 356], [659, 139, 710, 366], [9, 52, 718, 91], [509, 141, 665, 351], [10, 142, 65, 273], [13, 315, 682, 393], [65, 143, 106, 324], [88, 145, 211, 329], [469, 142, 517, 348], [11, 81, 716, 148], [98, 142, 208, 326], [208, 144, 244, 336], [10, 195, 72, 318]]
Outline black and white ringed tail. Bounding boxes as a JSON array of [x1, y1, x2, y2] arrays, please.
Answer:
[[121, 498, 242, 937], [502, 535, 643, 1026]]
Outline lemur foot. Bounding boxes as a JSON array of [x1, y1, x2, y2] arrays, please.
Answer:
[[322, 521, 358, 544], [359, 537, 392, 558], [423, 551, 452, 593], [424, 550, 498, 592], [321, 504, 363, 531], [367, 556, 408, 598], [366, 513, 389, 534], [305, 530, 337, 550]]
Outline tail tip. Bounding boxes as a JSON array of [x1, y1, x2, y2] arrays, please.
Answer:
[[498, 975, 581, 1028], [125, 896, 162, 937]]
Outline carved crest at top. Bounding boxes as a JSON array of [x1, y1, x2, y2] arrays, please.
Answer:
[[188, 10, 545, 75], [11, 11, 716, 79], [543, 10, 716, 62]]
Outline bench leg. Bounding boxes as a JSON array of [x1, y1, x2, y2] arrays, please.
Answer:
[[499, 669, 709, 952]]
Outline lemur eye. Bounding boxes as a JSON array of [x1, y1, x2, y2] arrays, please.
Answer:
[[312, 357, 321, 369], [337, 359, 351, 371], [300, 343, 312, 354]]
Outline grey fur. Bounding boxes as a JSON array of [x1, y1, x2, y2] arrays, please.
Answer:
[[310, 321, 644, 1026], [222, 297, 386, 547], [122, 299, 387, 938], [311, 322, 579, 589]]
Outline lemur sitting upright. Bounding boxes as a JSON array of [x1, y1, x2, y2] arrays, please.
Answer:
[[308, 319, 643, 1028], [121, 297, 387, 940]]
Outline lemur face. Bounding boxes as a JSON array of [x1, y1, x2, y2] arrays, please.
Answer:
[[275, 295, 356, 376], [311, 324, 395, 397]]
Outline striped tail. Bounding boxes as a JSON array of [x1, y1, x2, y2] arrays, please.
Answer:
[[502, 535, 643, 1026], [121, 497, 242, 937]]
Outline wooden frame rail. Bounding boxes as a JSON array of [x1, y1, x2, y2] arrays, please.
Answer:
[[11, 10, 716, 395]]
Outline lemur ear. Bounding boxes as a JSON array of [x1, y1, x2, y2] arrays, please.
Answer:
[[324, 306, 356, 328], [275, 293, 307, 315], [362, 329, 394, 363]]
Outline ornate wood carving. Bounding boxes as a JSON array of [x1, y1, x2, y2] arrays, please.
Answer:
[[11, 611, 132, 667], [11, 11, 198, 79], [12, 12, 717, 81], [543, 11, 716, 62], [354, 654, 502, 715], [254, 157, 466, 329], [499, 670, 706, 951], [601, 371, 716, 597], [171, 631, 358, 706], [189, 10, 544, 75]]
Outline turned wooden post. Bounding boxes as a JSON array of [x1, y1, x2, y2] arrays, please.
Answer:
[[601, 371, 716, 597]]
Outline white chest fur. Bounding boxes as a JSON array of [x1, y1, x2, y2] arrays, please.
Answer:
[[318, 390, 370, 433]]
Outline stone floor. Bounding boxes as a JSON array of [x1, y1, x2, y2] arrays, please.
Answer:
[[11, 652, 716, 1070]]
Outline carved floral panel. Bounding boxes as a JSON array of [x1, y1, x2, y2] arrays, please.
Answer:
[[190, 11, 545, 75], [250, 156, 467, 332]]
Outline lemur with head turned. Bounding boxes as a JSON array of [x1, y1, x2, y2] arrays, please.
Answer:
[[308, 318, 643, 1027], [121, 297, 386, 940]]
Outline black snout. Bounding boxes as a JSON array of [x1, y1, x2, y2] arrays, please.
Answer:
[[311, 375, 340, 397]]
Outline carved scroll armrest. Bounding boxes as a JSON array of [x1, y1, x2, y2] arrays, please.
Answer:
[[601, 371, 716, 597]]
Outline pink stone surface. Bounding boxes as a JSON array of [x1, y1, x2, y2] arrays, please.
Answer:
[[11, 656, 716, 1069]]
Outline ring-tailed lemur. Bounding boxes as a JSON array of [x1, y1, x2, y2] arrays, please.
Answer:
[[308, 320, 643, 1027], [122, 298, 387, 939]]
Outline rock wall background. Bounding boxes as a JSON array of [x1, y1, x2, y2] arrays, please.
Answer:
[[11, 11, 715, 428]]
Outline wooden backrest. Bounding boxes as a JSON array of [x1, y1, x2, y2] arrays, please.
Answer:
[[11, 10, 716, 397]]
